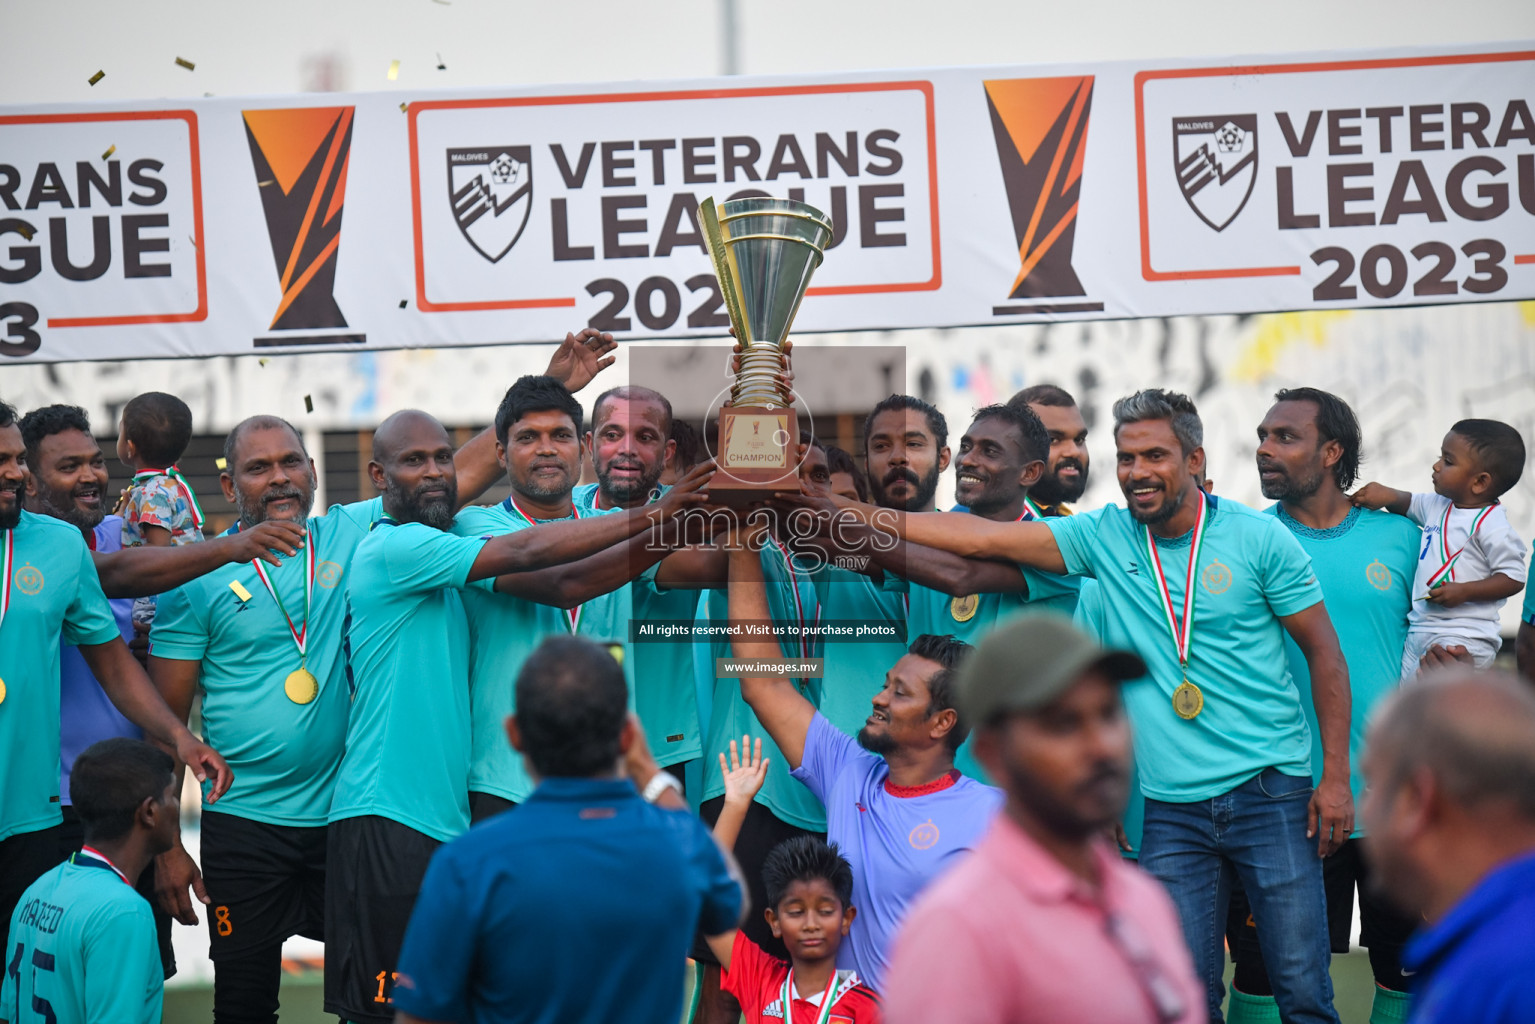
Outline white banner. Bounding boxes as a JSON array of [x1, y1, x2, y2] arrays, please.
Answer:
[[1, 42, 1531, 363]]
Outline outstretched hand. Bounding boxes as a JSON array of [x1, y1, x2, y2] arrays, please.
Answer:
[[546, 328, 618, 393], [719, 735, 769, 808]]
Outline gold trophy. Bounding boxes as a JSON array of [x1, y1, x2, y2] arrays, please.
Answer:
[[699, 196, 834, 505]]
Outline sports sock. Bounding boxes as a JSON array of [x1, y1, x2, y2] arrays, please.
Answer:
[[1369, 985, 1412, 1024], [1226, 987, 1281, 1024]]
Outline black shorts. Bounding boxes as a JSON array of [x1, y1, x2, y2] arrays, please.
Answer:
[[323, 815, 441, 1023], [692, 797, 824, 964], [0, 825, 63, 941], [199, 810, 327, 960], [468, 791, 516, 824], [1228, 837, 1417, 992], [57, 808, 177, 980]]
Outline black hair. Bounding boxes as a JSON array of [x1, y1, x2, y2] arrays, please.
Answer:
[[969, 403, 1050, 467], [0, 399, 17, 429], [1112, 389, 1203, 457], [592, 386, 673, 434], [514, 636, 629, 778], [1273, 387, 1363, 491], [121, 392, 193, 467], [800, 429, 826, 454], [863, 394, 949, 452], [18, 404, 93, 465], [223, 414, 307, 471], [494, 376, 583, 449], [668, 419, 701, 473], [69, 738, 175, 843], [909, 633, 974, 751], [1008, 384, 1077, 409], [1450, 419, 1526, 496], [824, 445, 869, 501], [762, 835, 855, 911]]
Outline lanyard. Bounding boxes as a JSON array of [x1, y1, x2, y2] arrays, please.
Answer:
[[503, 495, 583, 633], [251, 527, 314, 666], [780, 970, 840, 1024], [1023, 495, 1045, 520], [768, 533, 820, 661], [1426, 502, 1497, 590], [131, 465, 205, 530], [0, 529, 11, 641], [76, 846, 130, 885], [1142, 489, 1209, 674]]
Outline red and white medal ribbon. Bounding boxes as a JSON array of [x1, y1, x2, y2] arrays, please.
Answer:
[[251, 527, 313, 664], [1425, 501, 1497, 591], [78, 845, 130, 885], [1142, 489, 1209, 676], [769, 533, 820, 662], [780, 970, 842, 1024], [0, 528, 12, 642], [1022, 496, 1046, 520], [504, 495, 583, 633], [132, 465, 206, 530]]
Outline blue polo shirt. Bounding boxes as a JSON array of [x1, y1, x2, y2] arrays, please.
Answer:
[[1402, 850, 1535, 1024], [392, 776, 741, 1024], [60, 514, 138, 806]]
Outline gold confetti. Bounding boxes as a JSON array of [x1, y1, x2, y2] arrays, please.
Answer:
[[175, 56, 196, 71], [258, 358, 269, 366], [304, 394, 314, 413], [398, 299, 408, 308], [101, 144, 116, 160], [229, 580, 252, 602], [387, 59, 400, 81], [215, 457, 228, 469], [188, 235, 198, 249], [399, 102, 408, 112], [17, 224, 34, 241], [257, 179, 274, 187], [88, 70, 105, 86], [432, 0, 451, 5]]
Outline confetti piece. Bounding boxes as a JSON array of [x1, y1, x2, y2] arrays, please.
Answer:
[[88, 70, 105, 86], [436, 53, 446, 70], [175, 56, 196, 71], [101, 144, 116, 160], [258, 358, 269, 367], [188, 235, 199, 249], [215, 457, 228, 469], [432, 0, 451, 5], [398, 299, 408, 308], [17, 224, 34, 241], [257, 179, 274, 187], [387, 59, 400, 81], [304, 395, 314, 413], [399, 102, 408, 112], [229, 580, 252, 602]]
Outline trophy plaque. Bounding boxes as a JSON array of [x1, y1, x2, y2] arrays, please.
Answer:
[[700, 196, 834, 506]]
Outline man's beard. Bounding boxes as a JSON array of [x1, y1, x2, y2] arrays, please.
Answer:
[[871, 461, 941, 512], [518, 461, 577, 502], [236, 484, 313, 530], [0, 483, 22, 530], [34, 481, 104, 532], [1032, 457, 1088, 505], [1001, 754, 1127, 840], [598, 458, 664, 505], [856, 726, 898, 755], [387, 477, 458, 530], [1258, 460, 1325, 502], [1126, 479, 1188, 527]]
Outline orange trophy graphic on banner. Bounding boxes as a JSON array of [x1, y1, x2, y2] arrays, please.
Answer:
[[243, 106, 364, 346]]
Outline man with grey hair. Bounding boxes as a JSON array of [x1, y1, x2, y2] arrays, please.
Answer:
[[1361, 670, 1535, 1023], [833, 388, 1353, 1024]]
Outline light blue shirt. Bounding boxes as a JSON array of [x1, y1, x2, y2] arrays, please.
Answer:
[[1046, 498, 1323, 801]]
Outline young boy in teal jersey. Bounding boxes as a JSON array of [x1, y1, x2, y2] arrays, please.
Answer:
[[2, 739, 180, 1024]]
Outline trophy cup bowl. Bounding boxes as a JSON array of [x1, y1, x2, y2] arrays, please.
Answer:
[[700, 196, 834, 505]]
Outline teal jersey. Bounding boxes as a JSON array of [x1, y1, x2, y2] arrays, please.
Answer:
[[1046, 498, 1323, 802], [574, 483, 702, 767], [701, 543, 826, 831], [453, 503, 578, 804], [150, 499, 381, 826], [0, 513, 120, 842], [2, 857, 162, 1023], [329, 519, 487, 842], [1524, 543, 1535, 625], [1267, 504, 1419, 833], [1073, 579, 1145, 856], [812, 565, 909, 737]]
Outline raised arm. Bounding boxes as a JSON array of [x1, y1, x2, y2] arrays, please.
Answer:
[[837, 512, 1029, 596], [1279, 600, 1353, 856], [93, 520, 306, 598], [495, 519, 684, 606], [1348, 482, 1411, 516], [703, 735, 769, 970], [728, 528, 815, 770], [823, 497, 1067, 573]]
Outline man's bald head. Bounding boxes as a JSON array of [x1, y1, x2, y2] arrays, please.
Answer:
[[369, 410, 458, 530], [372, 410, 450, 464]]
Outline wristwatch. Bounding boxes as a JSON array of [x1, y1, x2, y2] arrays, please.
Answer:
[[642, 770, 683, 804]]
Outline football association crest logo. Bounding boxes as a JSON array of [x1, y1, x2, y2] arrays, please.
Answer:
[[447, 146, 533, 263], [1173, 115, 1258, 231]]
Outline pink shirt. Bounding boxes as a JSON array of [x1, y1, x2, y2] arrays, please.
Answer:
[[884, 814, 1206, 1024]]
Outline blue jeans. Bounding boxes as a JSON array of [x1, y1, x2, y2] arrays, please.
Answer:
[[1140, 768, 1338, 1024]]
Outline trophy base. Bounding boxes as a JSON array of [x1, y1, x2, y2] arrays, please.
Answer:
[[708, 405, 801, 507]]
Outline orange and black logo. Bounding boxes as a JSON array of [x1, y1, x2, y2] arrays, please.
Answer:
[[243, 106, 364, 347], [983, 76, 1103, 315]]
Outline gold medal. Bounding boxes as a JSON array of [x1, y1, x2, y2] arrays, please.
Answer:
[[950, 594, 979, 622], [1173, 679, 1204, 720], [284, 668, 318, 705], [0, 676, 6, 705]]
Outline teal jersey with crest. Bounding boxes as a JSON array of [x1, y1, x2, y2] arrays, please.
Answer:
[[150, 499, 381, 826], [0, 512, 119, 842], [2, 857, 161, 1024], [329, 519, 487, 841]]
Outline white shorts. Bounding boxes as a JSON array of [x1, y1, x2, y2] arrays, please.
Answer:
[[1400, 630, 1501, 680]]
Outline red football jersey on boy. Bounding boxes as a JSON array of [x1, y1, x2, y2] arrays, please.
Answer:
[[721, 931, 882, 1024]]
